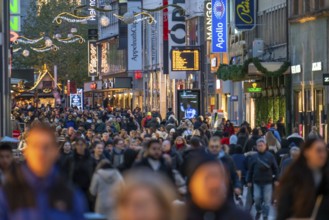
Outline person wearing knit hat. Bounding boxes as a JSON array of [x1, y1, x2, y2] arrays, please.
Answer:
[[185, 151, 252, 220]]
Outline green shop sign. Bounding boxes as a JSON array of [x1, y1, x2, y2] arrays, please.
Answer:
[[244, 82, 263, 93], [10, 0, 21, 32]]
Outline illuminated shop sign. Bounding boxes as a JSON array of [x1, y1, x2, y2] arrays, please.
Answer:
[[171, 48, 200, 71], [10, 0, 21, 32], [88, 41, 98, 77], [235, 0, 256, 30], [244, 82, 263, 93], [211, 0, 228, 53]]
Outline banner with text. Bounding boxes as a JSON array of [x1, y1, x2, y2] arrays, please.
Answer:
[[169, 0, 186, 79], [211, 0, 228, 53], [235, 0, 256, 30], [127, 1, 142, 71]]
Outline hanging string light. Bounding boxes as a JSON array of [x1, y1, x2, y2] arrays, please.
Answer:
[[13, 47, 22, 53], [55, 34, 85, 44], [31, 45, 59, 53], [53, 12, 92, 24], [114, 11, 156, 24], [14, 36, 44, 45]]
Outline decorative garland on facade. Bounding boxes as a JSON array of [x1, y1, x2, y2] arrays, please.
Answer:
[[217, 58, 290, 81]]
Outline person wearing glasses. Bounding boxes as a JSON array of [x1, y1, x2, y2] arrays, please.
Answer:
[[276, 138, 329, 220]]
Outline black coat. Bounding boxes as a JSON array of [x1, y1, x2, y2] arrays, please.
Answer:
[[186, 201, 252, 220], [277, 170, 329, 220], [134, 157, 174, 183], [64, 150, 94, 192], [247, 151, 279, 184]]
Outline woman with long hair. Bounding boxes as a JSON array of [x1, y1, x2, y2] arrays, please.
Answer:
[[113, 169, 181, 220], [276, 138, 329, 219], [174, 136, 187, 153], [265, 131, 281, 153]]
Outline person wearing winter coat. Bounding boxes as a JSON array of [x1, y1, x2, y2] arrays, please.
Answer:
[[0, 123, 87, 220], [247, 138, 279, 220], [64, 138, 94, 210], [134, 139, 174, 182], [89, 159, 123, 217], [162, 140, 183, 171], [277, 138, 329, 220], [185, 151, 252, 220]]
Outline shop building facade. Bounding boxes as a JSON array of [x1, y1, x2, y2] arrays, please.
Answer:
[[288, 0, 329, 139]]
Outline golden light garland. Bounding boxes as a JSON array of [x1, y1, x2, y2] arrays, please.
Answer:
[[14, 36, 44, 45], [30, 45, 59, 53], [13, 47, 22, 53], [53, 12, 92, 24], [56, 35, 85, 44], [114, 11, 156, 24]]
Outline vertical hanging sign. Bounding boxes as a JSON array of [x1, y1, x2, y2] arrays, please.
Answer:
[[163, 0, 169, 74], [127, 1, 142, 71], [211, 0, 228, 53], [235, 0, 256, 30], [204, 0, 212, 41], [10, 0, 21, 32], [88, 41, 98, 77]]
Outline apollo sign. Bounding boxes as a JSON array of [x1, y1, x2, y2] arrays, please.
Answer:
[[211, 0, 228, 53]]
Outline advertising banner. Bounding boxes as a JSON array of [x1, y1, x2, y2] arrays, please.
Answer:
[[88, 41, 98, 77], [127, 1, 142, 71], [168, 0, 186, 79], [177, 90, 201, 121], [70, 93, 83, 110], [235, 0, 256, 30], [211, 0, 228, 53]]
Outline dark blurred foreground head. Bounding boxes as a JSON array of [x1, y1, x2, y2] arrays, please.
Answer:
[[185, 152, 252, 220], [277, 138, 329, 219], [114, 169, 181, 220]]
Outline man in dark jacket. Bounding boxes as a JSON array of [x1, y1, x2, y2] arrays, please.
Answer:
[[247, 138, 279, 220], [64, 138, 94, 210], [0, 123, 86, 220], [207, 137, 242, 197], [134, 139, 174, 182]]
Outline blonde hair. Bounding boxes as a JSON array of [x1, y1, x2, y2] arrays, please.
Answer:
[[114, 169, 181, 220], [265, 131, 277, 146]]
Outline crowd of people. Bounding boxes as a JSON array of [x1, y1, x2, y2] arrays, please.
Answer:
[[1, 105, 329, 220]]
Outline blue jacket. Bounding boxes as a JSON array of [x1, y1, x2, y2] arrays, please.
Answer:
[[0, 165, 87, 220]]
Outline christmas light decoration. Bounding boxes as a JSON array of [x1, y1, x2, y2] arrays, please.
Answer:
[[53, 12, 92, 24], [31, 45, 59, 53], [100, 15, 110, 27], [114, 11, 156, 24], [13, 47, 22, 53], [14, 36, 44, 45], [55, 34, 85, 44]]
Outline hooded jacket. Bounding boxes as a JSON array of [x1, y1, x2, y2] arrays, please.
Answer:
[[89, 169, 123, 217]]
